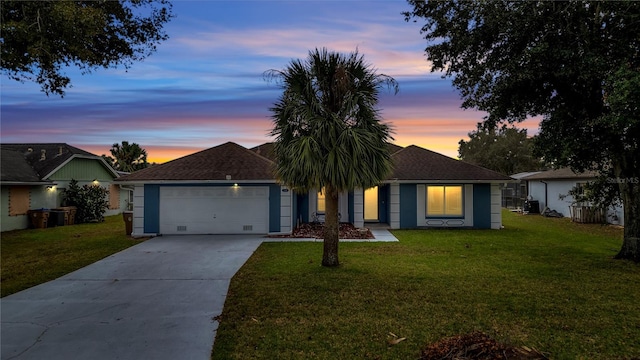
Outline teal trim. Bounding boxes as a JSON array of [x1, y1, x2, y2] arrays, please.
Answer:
[[297, 193, 309, 223], [144, 185, 160, 233], [379, 184, 389, 223], [473, 184, 491, 228], [269, 185, 281, 232], [399, 184, 417, 228], [348, 191, 354, 223]]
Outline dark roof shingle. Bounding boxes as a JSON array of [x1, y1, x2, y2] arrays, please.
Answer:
[[0, 149, 44, 183], [117, 142, 275, 181], [1, 143, 98, 179], [388, 145, 512, 181]]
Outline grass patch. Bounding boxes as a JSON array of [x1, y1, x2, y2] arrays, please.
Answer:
[[212, 210, 639, 359], [1, 215, 145, 297]]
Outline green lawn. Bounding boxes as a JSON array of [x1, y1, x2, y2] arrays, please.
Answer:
[[212, 210, 639, 360], [1, 214, 144, 297]]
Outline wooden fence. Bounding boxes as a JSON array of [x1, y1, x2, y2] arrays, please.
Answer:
[[570, 205, 606, 224]]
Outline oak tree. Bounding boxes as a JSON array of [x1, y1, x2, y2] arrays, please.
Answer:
[[1, 0, 173, 96], [405, 1, 640, 261]]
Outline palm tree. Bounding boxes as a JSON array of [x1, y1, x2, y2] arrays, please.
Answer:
[[108, 141, 148, 172], [266, 48, 398, 267]]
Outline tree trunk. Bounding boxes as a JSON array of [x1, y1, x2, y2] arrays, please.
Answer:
[[615, 173, 640, 262], [322, 185, 340, 267]]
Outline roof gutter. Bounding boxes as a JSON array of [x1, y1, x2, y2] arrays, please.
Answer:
[[381, 179, 516, 184], [114, 179, 279, 185], [0, 181, 56, 186]]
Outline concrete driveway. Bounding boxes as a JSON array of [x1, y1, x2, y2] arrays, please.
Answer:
[[1, 235, 264, 360]]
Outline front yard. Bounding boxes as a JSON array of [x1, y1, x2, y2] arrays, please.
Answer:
[[212, 210, 639, 359], [1, 215, 143, 297]]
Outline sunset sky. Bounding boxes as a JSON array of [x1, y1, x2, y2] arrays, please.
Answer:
[[1, 0, 539, 163]]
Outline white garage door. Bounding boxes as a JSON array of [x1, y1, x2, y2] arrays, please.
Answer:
[[159, 186, 269, 235]]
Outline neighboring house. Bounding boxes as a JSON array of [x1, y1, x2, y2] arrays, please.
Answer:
[[521, 168, 624, 225], [502, 171, 542, 210], [115, 142, 512, 237], [1, 144, 129, 232]]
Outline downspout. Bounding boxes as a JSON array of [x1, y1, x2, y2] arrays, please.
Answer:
[[540, 180, 548, 210]]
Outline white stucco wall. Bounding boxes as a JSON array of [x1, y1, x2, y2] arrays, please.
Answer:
[[527, 179, 624, 225], [279, 186, 293, 234], [132, 185, 146, 236]]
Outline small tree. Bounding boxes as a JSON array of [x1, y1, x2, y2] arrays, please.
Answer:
[[64, 179, 109, 223], [103, 141, 149, 172], [458, 124, 544, 175]]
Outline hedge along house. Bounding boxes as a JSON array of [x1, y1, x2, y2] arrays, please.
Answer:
[[116, 142, 512, 237], [1, 144, 128, 232]]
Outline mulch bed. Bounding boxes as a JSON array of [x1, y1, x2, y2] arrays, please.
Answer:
[[268, 222, 374, 239], [420, 332, 548, 360]]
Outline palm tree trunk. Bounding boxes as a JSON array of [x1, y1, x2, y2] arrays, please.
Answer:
[[322, 185, 340, 267]]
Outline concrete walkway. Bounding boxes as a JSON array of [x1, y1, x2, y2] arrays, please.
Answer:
[[1, 235, 264, 360]]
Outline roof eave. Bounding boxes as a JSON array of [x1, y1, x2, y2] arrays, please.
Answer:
[[0, 181, 56, 186], [382, 179, 516, 184], [114, 179, 278, 185]]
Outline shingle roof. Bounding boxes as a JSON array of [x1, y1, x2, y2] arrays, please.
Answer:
[[1, 143, 107, 182], [0, 149, 47, 183], [116, 142, 275, 182], [1, 143, 99, 179], [250, 142, 405, 162], [388, 145, 512, 181], [521, 168, 598, 180], [250, 143, 275, 162], [118, 142, 510, 183]]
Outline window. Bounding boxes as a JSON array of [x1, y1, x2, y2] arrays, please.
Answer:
[[317, 188, 325, 213], [426, 185, 463, 217]]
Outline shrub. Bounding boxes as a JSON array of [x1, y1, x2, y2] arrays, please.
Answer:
[[64, 179, 109, 223]]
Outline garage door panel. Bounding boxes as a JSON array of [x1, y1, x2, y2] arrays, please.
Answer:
[[159, 186, 269, 235]]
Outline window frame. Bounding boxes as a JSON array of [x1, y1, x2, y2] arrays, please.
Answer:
[[425, 185, 464, 218]]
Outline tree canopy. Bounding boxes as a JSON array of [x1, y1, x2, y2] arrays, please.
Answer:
[[1, 0, 173, 96], [266, 48, 398, 266], [103, 141, 149, 173], [405, 1, 640, 261], [458, 124, 543, 176]]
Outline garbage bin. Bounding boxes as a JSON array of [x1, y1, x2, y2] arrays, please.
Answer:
[[27, 209, 50, 229], [52, 208, 70, 226], [49, 209, 67, 227], [123, 211, 133, 236], [68, 206, 77, 225]]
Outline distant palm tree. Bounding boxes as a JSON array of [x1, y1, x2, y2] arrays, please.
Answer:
[[107, 141, 148, 173], [266, 48, 398, 267]]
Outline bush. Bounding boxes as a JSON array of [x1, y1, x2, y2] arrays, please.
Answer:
[[64, 179, 109, 223]]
